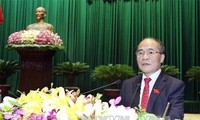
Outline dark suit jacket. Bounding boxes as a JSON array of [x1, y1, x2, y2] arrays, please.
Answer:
[[119, 71, 185, 120]]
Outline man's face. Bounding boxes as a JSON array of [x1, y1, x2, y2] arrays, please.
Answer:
[[35, 7, 46, 20], [136, 38, 165, 77]]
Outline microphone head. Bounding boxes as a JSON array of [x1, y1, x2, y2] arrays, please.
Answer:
[[115, 80, 121, 84]]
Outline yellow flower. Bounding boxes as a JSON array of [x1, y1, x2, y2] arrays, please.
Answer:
[[23, 101, 43, 115], [0, 86, 141, 120], [0, 113, 3, 119], [73, 95, 85, 111]]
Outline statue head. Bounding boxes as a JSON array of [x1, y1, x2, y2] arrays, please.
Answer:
[[35, 7, 47, 21], [26, 7, 53, 32]]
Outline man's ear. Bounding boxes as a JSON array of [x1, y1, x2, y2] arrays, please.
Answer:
[[160, 54, 165, 63]]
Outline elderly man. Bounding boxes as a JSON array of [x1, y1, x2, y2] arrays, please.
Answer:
[[120, 38, 185, 120]]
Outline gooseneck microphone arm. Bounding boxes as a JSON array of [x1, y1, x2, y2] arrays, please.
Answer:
[[82, 80, 121, 95], [162, 102, 171, 118], [129, 83, 141, 107]]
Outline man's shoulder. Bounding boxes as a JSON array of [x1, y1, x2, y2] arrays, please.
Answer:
[[162, 73, 185, 86]]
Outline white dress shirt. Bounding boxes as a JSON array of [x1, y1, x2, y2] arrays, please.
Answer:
[[139, 69, 161, 106]]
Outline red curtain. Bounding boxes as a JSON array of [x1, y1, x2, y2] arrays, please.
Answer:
[[0, 2, 3, 24]]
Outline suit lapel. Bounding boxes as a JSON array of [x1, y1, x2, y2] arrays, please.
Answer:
[[147, 72, 166, 112]]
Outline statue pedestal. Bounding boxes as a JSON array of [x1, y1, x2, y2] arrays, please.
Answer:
[[17, 49, 56, 93]]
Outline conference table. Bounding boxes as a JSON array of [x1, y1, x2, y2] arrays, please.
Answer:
[[184, 113, 200, 120], [184, 100, 200, 120]]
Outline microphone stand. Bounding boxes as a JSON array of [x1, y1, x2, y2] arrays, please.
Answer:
[[158, 102, 171, 120], [162, 102, 170, 118], [129, 83, 141, 106], [82, 80, 121, 95]]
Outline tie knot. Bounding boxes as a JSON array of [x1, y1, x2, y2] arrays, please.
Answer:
[[144, 77, 151, 83]]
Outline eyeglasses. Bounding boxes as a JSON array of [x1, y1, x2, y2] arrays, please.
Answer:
[[135, 49, 161, 57]]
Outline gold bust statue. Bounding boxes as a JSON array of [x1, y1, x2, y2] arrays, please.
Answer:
[[26, 7, 54, 32]]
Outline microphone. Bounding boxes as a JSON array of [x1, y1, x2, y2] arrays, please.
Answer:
[[162, 102, 171, 118], [129, 83, 141, 106], [82, 80, 121, 95]]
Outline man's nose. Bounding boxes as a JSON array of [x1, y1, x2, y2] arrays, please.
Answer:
[[143, 52, 150, 59]]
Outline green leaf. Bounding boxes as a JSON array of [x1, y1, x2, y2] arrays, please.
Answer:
[[0, 59, 19, 78], [161, 65, 180, 78], [186, 66, 200, 81], [91, 64, 136, 83], [54, 61, 90, 76]]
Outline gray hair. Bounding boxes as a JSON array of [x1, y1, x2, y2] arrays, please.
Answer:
[[137, 37, 166, 54]]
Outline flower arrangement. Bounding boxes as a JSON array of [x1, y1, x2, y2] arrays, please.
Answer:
[[0, 86, 141, 120], [6, 30, 64, 50]]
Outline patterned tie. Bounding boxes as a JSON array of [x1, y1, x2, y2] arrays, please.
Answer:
[[141, 77, 151, 109]]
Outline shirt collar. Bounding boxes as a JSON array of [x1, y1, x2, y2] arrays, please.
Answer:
[[142, 69, 161, 81]]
